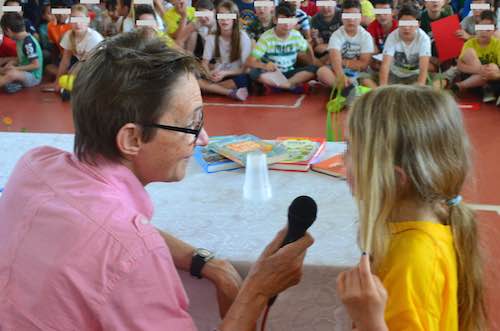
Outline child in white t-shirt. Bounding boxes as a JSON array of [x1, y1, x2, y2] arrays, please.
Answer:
[[199, 0, 252, 101], [379, 4, 431, 85], [317, 0, 376, 89], [52, 5, 103, 94]]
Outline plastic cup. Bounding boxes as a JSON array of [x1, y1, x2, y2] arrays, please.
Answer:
[[243, 151, 272, 201]]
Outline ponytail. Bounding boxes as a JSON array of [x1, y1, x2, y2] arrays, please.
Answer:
[[449, 203, 487, 331]]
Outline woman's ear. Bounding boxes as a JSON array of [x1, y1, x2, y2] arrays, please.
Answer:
[[116, 123, 143, 160]]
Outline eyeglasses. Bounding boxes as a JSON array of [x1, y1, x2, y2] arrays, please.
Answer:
[[144, 111, 204, 143]]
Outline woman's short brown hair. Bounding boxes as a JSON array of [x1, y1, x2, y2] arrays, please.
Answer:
[[72, 31, 201, 164]]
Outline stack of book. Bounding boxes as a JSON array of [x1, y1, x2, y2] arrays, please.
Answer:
[[194, 134, 346, 179]]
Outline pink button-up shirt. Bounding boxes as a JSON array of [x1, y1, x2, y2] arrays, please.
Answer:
[[0, 146, 197, 331]]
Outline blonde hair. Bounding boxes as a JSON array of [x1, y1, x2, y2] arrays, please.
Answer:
[[70, 5, 89, 51], [347, 85, 486, 331]]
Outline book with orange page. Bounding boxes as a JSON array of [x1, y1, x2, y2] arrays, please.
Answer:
[[269, 137, 326, 172], [311, 153, 347, 179]]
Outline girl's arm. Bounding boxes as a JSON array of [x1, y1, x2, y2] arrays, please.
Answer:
[[54, 49, 73, 86]]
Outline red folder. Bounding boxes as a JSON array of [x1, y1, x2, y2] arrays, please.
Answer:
[[431, 15, 464, 62]]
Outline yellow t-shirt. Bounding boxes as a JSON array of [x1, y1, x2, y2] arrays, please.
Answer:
[[460, 37, 500, 66], [361, 0, 375, 21], [157, 31, 175, 48], [377, 221, 458, 331], [163, 7, 196, 36]]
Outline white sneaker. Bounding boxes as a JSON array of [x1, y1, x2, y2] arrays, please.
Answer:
[[496, 95, 500, 107], [482, 85, 495, 103]]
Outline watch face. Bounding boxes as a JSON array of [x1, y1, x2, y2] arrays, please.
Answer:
[[197, 248, 212, 258]]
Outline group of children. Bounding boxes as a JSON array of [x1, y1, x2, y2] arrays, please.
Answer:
[[0, 0, 499, 103]]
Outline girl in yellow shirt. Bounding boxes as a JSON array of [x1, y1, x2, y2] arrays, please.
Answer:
[[336, 85, 487, 331]]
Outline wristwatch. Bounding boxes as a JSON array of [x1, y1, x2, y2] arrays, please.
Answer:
[[190, 248, 215, 279]]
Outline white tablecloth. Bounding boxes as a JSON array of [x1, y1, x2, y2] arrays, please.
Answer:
[[0, 132, 360, 331]]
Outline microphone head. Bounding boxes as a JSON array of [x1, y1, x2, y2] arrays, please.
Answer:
[[288, 195, 317, 231]]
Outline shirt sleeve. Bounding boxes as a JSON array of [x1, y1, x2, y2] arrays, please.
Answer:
[[360, 30, 374, 53], [297, 10, 310, 31], [328, 30, 343, 50], [98, 248, 197, 331], [382, 32, 396, 56], [381, 232, 446, 331], [251, 34, 268, 59], [419, 31, 432, 57], [23, 36, 39, 61], [59, 30, 71, 51]]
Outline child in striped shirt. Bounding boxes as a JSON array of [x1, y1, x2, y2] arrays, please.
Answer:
[[246, 1, 318, 93]]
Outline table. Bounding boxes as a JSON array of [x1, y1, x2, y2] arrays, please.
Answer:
[[0, 132, 360, 331]]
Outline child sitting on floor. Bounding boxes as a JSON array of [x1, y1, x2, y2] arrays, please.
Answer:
[[0, 12, 43, 94]]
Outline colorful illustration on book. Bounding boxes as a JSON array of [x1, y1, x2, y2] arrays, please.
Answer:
[[280, 139, 321, 163], [227, 141, 274, 154]]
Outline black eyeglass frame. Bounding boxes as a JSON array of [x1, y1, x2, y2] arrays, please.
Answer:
[[143, 112, 204, 140]]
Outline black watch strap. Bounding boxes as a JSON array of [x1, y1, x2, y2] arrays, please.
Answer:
[[190, 254, 207, 279]]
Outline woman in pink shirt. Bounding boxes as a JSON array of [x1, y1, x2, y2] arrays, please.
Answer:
[[0, 31, 313, 331]]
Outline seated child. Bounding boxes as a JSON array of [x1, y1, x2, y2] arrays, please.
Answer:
[[52, 5, 103, 96], [367, 0, 398, 53], [121, 0, 166, 33], [0, 12, 43, 94], [235, 0, 257, 29], [199, 0, 252, 100], [194, 0, 217, 44], [457, 0, 500, 39], [453, 10, 500, 103], [311, 1, 342, 62], [317, 0, 375, 89], [134, 4, 176, 48], [163, 0, 197, 51], [378, 4, 431, 86], [420, 0, 452, 71], [4, 0, 39, 40], [245, 0, 275, 41], [247, 1, 317, 93]]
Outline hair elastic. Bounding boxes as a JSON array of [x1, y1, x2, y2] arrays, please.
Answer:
[[447, 195, 462, 207]]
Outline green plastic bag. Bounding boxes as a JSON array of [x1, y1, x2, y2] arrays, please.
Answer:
[[325, 80, 372, 142]]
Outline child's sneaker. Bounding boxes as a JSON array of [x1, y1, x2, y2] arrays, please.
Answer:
[[482, 85, 495, 103], [228, 87, 248, 101], [289, 83, 310, 94], [4, 83, 23, 94]]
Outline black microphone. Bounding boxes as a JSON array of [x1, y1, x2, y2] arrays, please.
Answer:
[[268, 195, 317, 307]]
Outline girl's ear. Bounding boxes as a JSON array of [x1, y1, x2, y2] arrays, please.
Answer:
[[395, 166, 408, 190]]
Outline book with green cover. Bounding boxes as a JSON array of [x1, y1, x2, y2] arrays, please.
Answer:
[[208, 134, 288, 166], [269, 137, 326, 172]]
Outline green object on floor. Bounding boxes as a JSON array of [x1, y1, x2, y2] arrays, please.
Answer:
[[326, 83, 344, 142]]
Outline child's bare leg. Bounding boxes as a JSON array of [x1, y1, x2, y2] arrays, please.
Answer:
[[317, 66, 336, 87], [287, 70, 315, 88], [457, 74, 487, 90], [0, 68, 24, 88]]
